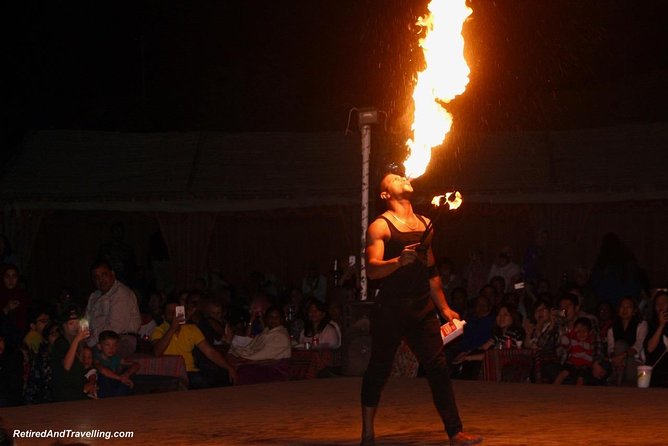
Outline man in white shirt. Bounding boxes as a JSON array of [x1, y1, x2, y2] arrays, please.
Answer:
[[85, 261, 141, 357]]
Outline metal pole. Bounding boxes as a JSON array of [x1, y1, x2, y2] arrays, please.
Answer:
[[360, 124, 371, 300]]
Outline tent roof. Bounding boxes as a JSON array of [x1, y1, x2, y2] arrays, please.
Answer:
[[2, 123, 667, 211]]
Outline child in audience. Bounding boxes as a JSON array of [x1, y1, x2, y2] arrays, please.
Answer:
[[24, 322, 60, 404], [94, 330, 140, 398], [554, 317, 594, 385], [80, 345, 98, 399], [23, 307, 51, 356]]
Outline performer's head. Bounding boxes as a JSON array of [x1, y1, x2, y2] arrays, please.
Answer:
[[379, 162, 412, 203]]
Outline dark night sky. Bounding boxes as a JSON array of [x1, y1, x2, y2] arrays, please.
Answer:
[[4, 0, 668, 155]]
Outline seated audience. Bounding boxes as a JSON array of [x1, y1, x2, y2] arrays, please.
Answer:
[[151, 300, 237, 388], [193, 297, 233, 385], [554, 317, 594, 385], [49, 306, 90, 402], [448, 287, 468, 318], [556, 293, 609, 385], [284, 287, 306, 340], [644, 290, 668, 387], [23, 306, 51, 356], [0, 264, 32, 346], [299, 300, 341, 349], [228, 306, 291, 361], [139, 291, 167, 336], [607, 296, 648, 385], [24, 322, 60, 404], [185, 290, 205, 324], [454, 304, 525, 380], [80, 346, 98, 399], [197, 297, 229, 347], [596, 301, 614, 342], [0, 333, 24, 406], [487, 248, 521, 293], [524, 296, 560, 382], [85, 260, 141, 358], [448, 292, 495, 379], [95, 330, 140, 398], [246, 291, 271, 337]]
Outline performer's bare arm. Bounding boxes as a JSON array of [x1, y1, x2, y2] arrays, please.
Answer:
[[366, 217, 418, 280]]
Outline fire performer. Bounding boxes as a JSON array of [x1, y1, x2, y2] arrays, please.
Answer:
[[360, 165, 482, 446]]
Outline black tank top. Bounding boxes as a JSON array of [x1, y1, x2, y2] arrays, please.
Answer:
[[376, 214, 431, 301]]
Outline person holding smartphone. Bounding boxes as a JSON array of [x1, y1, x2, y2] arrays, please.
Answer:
[[359, 165, 481, 446], [49, 305, 91, 402], [151, 300, 237, 388]]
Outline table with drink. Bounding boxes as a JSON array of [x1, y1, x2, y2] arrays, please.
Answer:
[[479, 345, 534, 382], [289, 335, 342, 380]]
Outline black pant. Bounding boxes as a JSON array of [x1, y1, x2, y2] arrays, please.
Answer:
[[361, 296, 463, 437]]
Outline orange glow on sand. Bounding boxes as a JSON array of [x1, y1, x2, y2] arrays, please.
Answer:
[[404, 0, 472, 179]]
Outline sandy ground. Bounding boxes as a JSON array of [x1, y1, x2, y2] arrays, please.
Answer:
[[2, 377, 668, 446]]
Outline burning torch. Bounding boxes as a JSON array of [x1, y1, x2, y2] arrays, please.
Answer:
[[418, 191, 463, 250]]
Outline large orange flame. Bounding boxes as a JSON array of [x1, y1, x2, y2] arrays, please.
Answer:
[[404, 0, 472, 179]]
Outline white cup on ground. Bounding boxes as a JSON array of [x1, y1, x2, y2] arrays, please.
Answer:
[[637, 365, 653, 388]]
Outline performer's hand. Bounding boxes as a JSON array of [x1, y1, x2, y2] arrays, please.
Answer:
[[441, 307, 460, 322], [399, 243, 419, 266]]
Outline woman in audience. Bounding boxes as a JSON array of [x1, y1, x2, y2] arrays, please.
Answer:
[[0, 264, 32, 340], [644, 290, 668, 387], [299, 300, 341, 349], [607, 296, 648, 385], [454, 303, 525, 379]]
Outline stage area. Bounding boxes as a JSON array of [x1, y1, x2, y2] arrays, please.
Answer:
[[3, 378, 667, 445]]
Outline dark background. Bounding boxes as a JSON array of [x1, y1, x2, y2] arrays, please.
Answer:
[[5, 0, 667, 153]]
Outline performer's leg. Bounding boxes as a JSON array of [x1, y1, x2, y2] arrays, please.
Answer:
[[406, 313, 463, 438], [360, 405, 377, 446], [360, 303, 403, 443]]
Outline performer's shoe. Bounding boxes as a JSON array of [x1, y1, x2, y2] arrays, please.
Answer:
[[449, 431, 483, 445]]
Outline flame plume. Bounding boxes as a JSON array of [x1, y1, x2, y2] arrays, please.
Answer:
[[404, 0, 472, 179]]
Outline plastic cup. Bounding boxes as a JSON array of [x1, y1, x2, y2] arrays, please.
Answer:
[[637, 365, 653, 388]]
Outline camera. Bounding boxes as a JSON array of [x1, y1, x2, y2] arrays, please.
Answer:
[[551, 309, 566, 319]]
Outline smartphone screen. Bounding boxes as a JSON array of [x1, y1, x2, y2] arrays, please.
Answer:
[[175, 305, 186, 324]]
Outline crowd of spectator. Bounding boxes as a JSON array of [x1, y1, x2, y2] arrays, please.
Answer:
[[444, 231, 667, 388], [1, 228, 667, 408], [0, 229, 346, 406]]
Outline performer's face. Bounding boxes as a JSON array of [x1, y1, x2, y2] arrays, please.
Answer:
[[380, 174, 413, 200]]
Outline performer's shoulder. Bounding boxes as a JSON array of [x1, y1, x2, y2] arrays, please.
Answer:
[[369, 214, 391, 235], [370, 215, 390, 228]]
